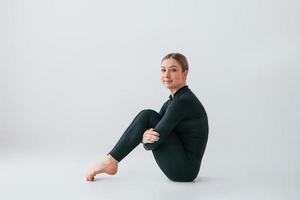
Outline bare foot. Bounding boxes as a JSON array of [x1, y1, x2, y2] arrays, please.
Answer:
[[86, 154, 119, 181]]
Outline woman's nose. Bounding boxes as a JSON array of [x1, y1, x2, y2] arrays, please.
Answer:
[[165, 71, 170, 78]]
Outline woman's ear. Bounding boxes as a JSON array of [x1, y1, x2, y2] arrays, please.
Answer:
[[183, 70, 188, 81], [184, 70, 188, 77]]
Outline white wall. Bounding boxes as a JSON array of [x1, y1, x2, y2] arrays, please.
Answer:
[[1, 0, 299, 176]]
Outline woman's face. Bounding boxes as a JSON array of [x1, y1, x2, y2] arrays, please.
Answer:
[[160, 58, 188, 91]]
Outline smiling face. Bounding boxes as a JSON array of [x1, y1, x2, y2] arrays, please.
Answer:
[[160, 58, 188, 93]]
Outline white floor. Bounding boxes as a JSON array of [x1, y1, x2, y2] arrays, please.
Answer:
[[0, 148, 299, 200]]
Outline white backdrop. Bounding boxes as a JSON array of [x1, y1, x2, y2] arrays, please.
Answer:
[[1, 0, 299, 192]]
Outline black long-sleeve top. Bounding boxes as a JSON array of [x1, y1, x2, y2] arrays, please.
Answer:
[[143, 85, 209, 163]]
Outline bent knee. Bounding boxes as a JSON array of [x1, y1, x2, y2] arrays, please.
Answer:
[[139, 109, 159, 117]]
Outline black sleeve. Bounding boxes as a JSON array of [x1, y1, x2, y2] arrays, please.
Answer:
[[143, 98, 189, 151], [158, 100, 170, 116]]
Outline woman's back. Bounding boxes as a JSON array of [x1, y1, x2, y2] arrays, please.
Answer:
[[159, 86, 209, 165]]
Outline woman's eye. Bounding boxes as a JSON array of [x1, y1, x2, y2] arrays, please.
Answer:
[[172, 69, 176, 72], [161, 69, 166, 72]]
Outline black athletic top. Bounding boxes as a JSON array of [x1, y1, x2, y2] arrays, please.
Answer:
[[143, 85, 209, 164]]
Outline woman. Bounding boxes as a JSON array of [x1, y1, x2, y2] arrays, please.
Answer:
[[86, 53, 209, 182]]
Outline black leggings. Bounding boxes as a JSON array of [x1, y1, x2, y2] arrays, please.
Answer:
[[108, 109, 200, 182]]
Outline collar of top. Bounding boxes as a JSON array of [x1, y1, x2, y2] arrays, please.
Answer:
[[169, 85, 189, 101]]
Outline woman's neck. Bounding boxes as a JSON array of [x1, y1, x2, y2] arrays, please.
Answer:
[[170, 84, 187, 97]]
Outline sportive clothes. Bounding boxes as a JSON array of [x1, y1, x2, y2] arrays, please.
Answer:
[[108, 85, 209, 182]]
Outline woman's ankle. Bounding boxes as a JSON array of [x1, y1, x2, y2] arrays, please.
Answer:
[[107, 154, 119, 164]]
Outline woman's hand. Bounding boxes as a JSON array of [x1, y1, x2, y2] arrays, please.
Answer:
[[142, 128, 160, 144]]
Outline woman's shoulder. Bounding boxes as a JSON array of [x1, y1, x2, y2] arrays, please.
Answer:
[[178, 89, 198, 101], [177, 90, 205, 108]]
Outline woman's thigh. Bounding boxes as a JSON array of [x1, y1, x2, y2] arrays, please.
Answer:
[[152, 132, 198, 182], [145, 109, 198, 181]]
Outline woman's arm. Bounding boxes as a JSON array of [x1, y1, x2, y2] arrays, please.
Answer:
[[143, 98, 190, 151]]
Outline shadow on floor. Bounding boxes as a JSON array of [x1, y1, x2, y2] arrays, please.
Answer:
[[193, 176, 215, 183]]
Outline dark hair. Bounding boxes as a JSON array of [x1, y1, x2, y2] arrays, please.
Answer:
[[161, 53, 189, 72]]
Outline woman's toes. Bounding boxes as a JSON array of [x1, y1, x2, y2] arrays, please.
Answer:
[[86, 171, 95, 181], [86, 174, 94, 181], [86, 176, 94, 181]]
